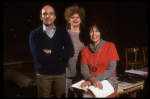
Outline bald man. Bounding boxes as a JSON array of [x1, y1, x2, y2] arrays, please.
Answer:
[[29, 5, 74, 98]]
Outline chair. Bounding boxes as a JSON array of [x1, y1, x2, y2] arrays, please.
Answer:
[[125, 48, 143, 70], [142, 47, 148, 68]]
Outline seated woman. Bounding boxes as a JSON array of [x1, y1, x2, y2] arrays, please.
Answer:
[[80, 21, 120, 98]]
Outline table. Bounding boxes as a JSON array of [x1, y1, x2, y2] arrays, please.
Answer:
[[118, 67, 148, 98], [117, 78, 144, 98], [137, 67, 148, 76], [137, 67, 148, 72]]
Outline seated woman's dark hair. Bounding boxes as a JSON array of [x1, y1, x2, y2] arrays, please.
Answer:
[[88, 21, 104, 39]]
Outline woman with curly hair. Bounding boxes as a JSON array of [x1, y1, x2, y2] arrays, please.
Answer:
[[64, 5, 88, 98]]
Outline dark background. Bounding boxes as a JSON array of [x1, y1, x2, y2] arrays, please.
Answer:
[[3, 1, 148, 63]]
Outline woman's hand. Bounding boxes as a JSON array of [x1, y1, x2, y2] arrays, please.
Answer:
[[90, 77, 103, 90], [80, 81, 91, 88]]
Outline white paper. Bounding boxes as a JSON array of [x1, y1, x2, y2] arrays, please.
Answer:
[[71, 80, 114, 98], [125, 69, 148, 75], [88, 80, 114, 98], [71, 80, 88, 91]]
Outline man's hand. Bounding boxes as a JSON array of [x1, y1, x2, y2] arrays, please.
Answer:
[[90, 77, 103, 90], [43, 49, 51, 54]]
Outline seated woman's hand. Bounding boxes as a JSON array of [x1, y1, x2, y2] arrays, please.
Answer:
[[80, 81, 91, 88], [90, 77, 103, 90]]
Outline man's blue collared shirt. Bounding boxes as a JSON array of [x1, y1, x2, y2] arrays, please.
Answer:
[[43, 24, 56, 38]]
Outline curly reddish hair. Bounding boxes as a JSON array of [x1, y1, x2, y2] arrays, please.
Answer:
[[64, 5, 85, 29]]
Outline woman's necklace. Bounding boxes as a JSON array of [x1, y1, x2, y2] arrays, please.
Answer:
[[90, 48, 101, 67]]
